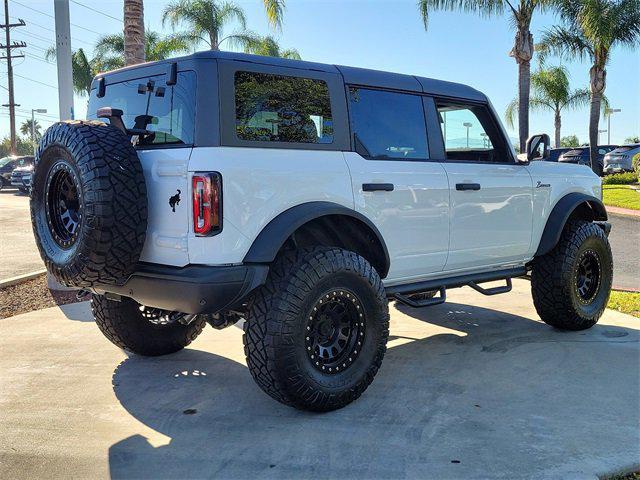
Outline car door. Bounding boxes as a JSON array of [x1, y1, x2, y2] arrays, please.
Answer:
[[344, 86, 449, 283], [432, 98, 533, 272]]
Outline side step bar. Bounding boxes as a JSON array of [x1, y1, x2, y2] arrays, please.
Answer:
[[394, 287, 446, 308], [386, 267, 526, 307]]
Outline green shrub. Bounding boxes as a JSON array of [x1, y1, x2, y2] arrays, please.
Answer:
[[603, 172, 638, 185]]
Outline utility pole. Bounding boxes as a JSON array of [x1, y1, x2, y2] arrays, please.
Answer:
[[0, 0, 26, 155], [54, 0, 74, 121]]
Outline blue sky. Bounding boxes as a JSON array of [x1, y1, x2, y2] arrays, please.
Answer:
[[2, 0, 639, 145]]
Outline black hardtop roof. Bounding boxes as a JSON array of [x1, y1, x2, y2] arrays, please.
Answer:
[[94, 50, 487, 102]]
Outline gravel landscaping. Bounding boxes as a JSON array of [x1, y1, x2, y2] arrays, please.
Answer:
[[0, 274, 81, 319]]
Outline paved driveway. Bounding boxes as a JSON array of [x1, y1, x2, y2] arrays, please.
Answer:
[[608, 213, 640, 290], [0, 190, 43, 280], [1, 280, 638, 479]]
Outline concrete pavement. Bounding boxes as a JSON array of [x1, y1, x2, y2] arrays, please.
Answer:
[[608, 213, 640, 291], [1, 280, 638, 479], [0, 190, 43, 280]]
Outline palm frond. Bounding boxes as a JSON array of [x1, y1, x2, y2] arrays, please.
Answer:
[[537, 26, 593, 64], [504, 98, 519, 129], [418, 0, 505, 30], [263, 0, 285, 29]]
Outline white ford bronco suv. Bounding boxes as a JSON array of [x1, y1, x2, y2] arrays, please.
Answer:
[[31, 51, 612, 412]]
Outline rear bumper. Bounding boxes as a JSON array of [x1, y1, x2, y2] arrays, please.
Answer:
[[92, 263, 269, 314]]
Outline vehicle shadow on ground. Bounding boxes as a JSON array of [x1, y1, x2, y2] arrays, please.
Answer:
[[108, 302, 639, 479]]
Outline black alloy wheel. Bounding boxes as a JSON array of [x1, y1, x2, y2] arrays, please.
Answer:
[[305, 289, 366, 374], [45, 161, 82, 249], [574, 249, 601, 304]]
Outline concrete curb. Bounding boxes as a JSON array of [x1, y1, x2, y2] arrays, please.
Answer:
[[606, 206, 640, 218], [0, 269, 47, 289]]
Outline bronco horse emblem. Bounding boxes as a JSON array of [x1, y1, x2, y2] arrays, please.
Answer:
[[169, 189, 181, 212]]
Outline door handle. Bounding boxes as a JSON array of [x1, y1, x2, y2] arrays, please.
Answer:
[[362, 183, 394, 192], [456, 183, 481, 191]]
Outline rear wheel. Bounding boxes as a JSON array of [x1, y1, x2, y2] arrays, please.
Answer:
[[91, 295, 206, 356], [243, 247, 389, 411], [531, 221, 612, 330]]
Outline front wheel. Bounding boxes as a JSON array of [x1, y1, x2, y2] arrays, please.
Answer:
[[243, 247, 389, 412], [531, 220, 613, 330]]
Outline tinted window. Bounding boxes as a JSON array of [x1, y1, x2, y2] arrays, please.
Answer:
[[234, 71, 333, 144], [436, 100, 509, 162], [88, 71, 196, 146], [348, 87, 428, 160]]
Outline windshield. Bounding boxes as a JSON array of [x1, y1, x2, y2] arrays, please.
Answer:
[[610, 145, 639, 153], [0, 156, 17, 168], [564, 149, 586, 155]]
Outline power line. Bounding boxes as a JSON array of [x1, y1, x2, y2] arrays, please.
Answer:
[[13, 72, 57, 89], [12, 0, 105, 38], [69, 0, 123, 23]]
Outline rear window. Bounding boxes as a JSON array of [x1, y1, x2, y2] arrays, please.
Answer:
[[87, 71, 196, 147], [234, 71, 333, 144]]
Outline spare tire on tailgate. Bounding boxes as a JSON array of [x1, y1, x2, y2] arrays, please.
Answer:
[[31, 121, 147, 288]]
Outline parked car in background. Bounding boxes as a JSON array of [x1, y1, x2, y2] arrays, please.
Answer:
[[0, 155, 33, 190], [547, 147, 572, 162], [559, 145, 617, 171], [10, 159, 35, 193], [603, 144, 640, 174]]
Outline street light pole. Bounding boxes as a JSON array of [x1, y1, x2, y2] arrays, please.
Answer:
[[31, 108, 47, 155], [605, 108, 621, 144], [463, 122, 473, 148]]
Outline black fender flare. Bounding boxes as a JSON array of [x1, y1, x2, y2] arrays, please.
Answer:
[[243, 201, 391, 277], [534, 192, 608, 257]]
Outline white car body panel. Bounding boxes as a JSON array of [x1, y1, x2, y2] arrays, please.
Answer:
[[187, 146, 354, 265], [137, 147, 192, 266], [343, 152, 450, 282], [441, 162, 533, 271], [525, 160, 602, 258], [137, 146, 602, 288]]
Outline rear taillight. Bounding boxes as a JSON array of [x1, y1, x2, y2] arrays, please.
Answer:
[[192, 173, 222, 236]]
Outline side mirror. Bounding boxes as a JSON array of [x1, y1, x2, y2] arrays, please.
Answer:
[[525, 134, 551, 162]]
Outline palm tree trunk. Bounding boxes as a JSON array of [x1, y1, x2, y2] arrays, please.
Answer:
[[518, 61, 530, 153], [210, 32, 219, 51], [510, 27, 534, 153], [589, 64, 606, 176], [554, 109, 561, 148], [124, 0, 145, 66]]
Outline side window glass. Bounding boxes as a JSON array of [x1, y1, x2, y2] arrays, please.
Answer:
[[234, 71, 333, 144], [436, 101, 508, 162], [349, 87, 428, 160], [87, 71, 196, 146]]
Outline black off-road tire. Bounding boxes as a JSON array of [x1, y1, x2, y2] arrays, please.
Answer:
[[531, 220, 613, 330], [31, 121, 147, 288], [243, 247, 389, 412], [91, 294, 206, 356]]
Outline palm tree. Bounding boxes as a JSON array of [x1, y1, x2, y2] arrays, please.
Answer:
[[505, 66, 594, 147], [418, 0, 556, 153], [45, 47, 97, 96], [95, 31, 192, 71], [124, 0, 145, 66], [162, 0, 286, 51], [243, 35, 301, 59], [162, 0, 250, 50], [537, 0, 640, 174], [20, 119, 42, 141]]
